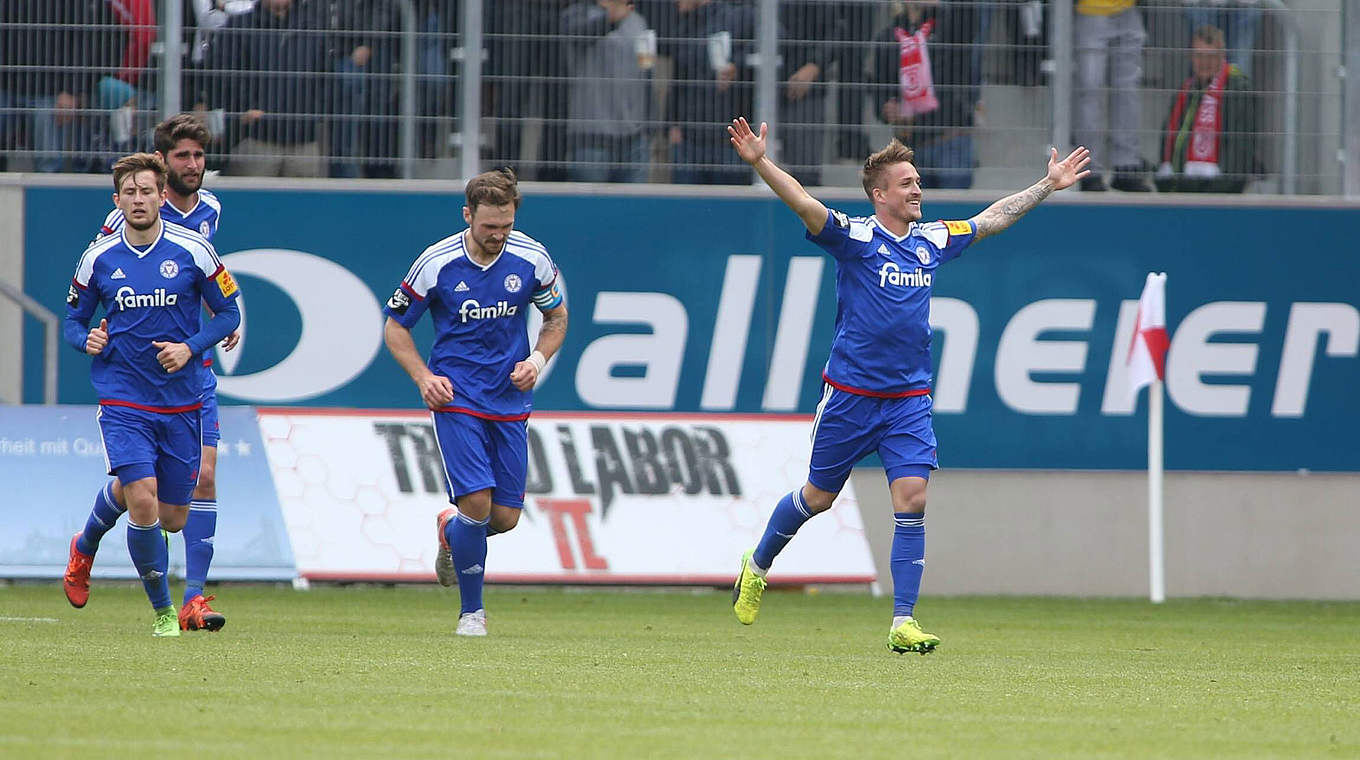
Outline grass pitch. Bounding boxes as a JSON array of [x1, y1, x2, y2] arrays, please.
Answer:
[[1, 584, 1356, 759]]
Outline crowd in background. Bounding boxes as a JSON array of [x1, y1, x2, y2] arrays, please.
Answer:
[[0, 0, 1266, 192]]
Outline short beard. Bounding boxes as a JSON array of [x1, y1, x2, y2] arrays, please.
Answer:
[[167, 171, 198, 197]]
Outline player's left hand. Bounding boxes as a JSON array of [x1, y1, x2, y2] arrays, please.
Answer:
[[509, 360, 540, 391], [151, 341, 192, 373], [221, 331, 240, 351], [1047, 146, 1092, 191]]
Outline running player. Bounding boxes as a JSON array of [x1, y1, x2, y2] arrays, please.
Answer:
[[382, 168, 568, 636]]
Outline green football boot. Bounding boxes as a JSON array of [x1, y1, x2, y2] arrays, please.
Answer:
[[887, 616, 939, 655], [731, 549, 767, 625], [152, 606, 181, 637]]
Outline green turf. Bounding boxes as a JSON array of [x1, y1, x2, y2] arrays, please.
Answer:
[[1, 584, 1356, 759]]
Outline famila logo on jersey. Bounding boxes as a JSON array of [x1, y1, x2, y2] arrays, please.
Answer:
[[458, 298, 518, 323], [114, 286, 179, 310], [878, 261, 932, 289]]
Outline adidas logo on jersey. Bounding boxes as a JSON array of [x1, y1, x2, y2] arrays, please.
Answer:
[[454, 281, 470, 292], [877, 244, 891, 257], [458, 299, 518, 323], [114, 285, 179, 310], [878, 261, 932, 289], [111, 267, 127, 280]]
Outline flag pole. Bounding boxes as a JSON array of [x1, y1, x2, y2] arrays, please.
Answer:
[[1148, 377, 1165, 603]]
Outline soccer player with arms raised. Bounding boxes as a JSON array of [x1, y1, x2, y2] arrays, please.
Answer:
[[61, 153, 241, 636], [727, 117, 1090, 653], [68, 114, 236, 632], [383, 169, 568, 637]]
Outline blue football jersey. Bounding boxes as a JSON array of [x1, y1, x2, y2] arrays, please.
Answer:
[[66, 221, 240, 411], [807, 209, 976, 395], [384, 229, 562, 420], [100, 189, 221, 242]]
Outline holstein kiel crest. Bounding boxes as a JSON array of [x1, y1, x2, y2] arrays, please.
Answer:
[[914, 246, 931, 266]]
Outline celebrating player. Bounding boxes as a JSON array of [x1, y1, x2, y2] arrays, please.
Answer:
[[726, 117, 1090, 653], [383, 168, 568, 637], [70, 114, 235, 632], [61, 153, 242, 636]]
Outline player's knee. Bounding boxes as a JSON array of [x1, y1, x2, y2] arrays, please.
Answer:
[[801, 483, 838, 513], [159, 504, 189, 532], [455, 490, 493, 521], [896, 490, 928, 514], [193, 475, 216, 500], [490, 507, 522, 534]]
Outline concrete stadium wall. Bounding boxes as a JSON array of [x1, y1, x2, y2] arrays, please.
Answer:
[[853, 469, 1360, 600]]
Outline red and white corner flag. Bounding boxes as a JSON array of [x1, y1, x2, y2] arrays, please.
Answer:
[[1126, 272, 1169, 399], [1128, 272, 1169, 603]]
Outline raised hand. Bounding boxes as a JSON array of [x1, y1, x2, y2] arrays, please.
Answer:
[[1047, 146, 1092, 191], [728, 117, 767, 165]]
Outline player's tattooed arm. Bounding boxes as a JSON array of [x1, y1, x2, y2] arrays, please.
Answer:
[[969, 179, 1054, 241], [970, 146, 1091, 242]]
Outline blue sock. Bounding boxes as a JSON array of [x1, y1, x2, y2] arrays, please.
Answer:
[[76, 481, 125, 556], [127, 520, 172, 611], [445, 511, 489, 615], [752, 489, 815, 571], [182, 500, 217, 605], [891, 512, 926, 617]]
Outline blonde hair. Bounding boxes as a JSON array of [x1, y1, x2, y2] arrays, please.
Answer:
[[861, 140, 916, 200]]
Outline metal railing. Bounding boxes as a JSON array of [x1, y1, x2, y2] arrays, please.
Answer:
[[0, 279, 58, 404], [0, 0, 1341, 194]]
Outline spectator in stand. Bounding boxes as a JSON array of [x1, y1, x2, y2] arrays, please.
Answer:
[[662, 0, 748, 185], [488, 1, 573, 181], [185, 0, 258, 170], [779, 2, 836, 187], [561, 0, 654, 182], [1074, 0, 1151, 191], [1155, 25, 1258, 193], [210, 0, 329, 177], [872, 0, 980, 189], [325, 0, 400, 178], [834, 1, 876, 160], [0, 1, 121, 172], [1183, 0, 1261, 79], [103, 0, 158, 155]]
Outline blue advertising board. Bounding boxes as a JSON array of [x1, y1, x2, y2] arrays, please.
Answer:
[[21, 187, 1359, 470], [0, 404, 294, 579]]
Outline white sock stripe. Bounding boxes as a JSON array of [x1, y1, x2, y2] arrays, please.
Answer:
[[127, 520, 161, 530], [895, 516, 926, 527], [189, 501, 218, 512], [456, 512, 491, 527], [791, 489, 812, 519]]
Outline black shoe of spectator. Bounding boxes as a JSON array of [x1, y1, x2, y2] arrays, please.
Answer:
[[1110, 165, 1153, 192], [836, 132, 872, 160], [1080, 174, 1107, 192]]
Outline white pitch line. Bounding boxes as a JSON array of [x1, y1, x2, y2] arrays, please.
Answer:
[[0, 616, 59, 623]]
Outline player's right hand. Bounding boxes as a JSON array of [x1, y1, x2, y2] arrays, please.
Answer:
[[418, 374, 455, 411], [85, 318, 109, 356]]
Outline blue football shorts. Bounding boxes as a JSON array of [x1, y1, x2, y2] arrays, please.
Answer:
[[431, 411, 528, 509], [97, 403, 203, 506], [200, 368, 220, 448], [806, 385, 938, 494]]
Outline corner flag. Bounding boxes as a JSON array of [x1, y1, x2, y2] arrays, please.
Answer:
[[1128, 272, 1169, 603], [1126, 272, 1169, 398]]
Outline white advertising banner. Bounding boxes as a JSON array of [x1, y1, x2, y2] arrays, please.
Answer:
[[258, 410, 876, 585]]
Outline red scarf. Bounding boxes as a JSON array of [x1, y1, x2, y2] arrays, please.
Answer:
[[895, 20, 939, 118], [1162, 62, 1230, 173]]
